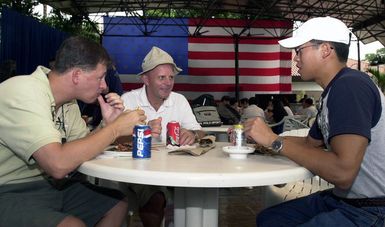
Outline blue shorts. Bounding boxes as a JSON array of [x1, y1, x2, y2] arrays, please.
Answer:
[[257, 189, 385, 227], [0, 179, 125, 227]]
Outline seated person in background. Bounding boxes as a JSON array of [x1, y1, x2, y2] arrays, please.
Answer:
[[217, 95, 240, 125], [241, 96, 265, 121], [239, 98, 249, 115], [303, 97, 318, 120], [228, 97, 242, 120], [265, 99, 288, 134], [121, 46, 206, 227], [0, 36, 146, 227], [282, 97, 294, 116]]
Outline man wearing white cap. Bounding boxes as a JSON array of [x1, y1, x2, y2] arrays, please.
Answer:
[[244, 17, 385, 226], [121, 46, 205, 227]]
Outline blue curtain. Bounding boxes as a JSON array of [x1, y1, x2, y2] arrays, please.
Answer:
[[0, 7, 68, 75]]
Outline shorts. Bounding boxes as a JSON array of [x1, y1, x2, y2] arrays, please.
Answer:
[[117, 182, 170, 208], [0, 179, 125, 227]]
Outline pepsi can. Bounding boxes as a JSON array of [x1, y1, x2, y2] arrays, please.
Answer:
[[133, 125, 152, 159]]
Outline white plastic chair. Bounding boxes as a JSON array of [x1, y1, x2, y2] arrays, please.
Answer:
[[263, 129, 334, 208], [268, 116, 309, 132]]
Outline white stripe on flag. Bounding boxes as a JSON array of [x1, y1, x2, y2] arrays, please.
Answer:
[[188, 60, 291, 68], [188, 43, 285, 53], [119, 74, 292, 84]]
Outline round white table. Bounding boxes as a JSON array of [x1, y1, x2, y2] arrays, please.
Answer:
[[78, 142, 312, 227]]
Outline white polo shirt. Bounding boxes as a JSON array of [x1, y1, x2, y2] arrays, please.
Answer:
[[121, 85, 201, 143]]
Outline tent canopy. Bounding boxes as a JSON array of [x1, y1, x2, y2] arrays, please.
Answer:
[[38, 0, 385, 46]]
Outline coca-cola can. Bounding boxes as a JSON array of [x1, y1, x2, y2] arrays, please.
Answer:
[[167, 121, 180, 146]]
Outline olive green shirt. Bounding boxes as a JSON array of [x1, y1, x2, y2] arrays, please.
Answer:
[[0, 66, 89, 185]]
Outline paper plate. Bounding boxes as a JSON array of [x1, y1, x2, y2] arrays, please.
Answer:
[[222, 146, 254, 159], [96, 150, 132, 159]]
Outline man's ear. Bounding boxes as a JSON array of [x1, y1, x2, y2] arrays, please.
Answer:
[[71, 68, 82, 85], [141, 74, 149, 85], [321, 43, 333, 59]]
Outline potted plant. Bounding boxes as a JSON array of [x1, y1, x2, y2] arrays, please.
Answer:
[[367, 68, 385, 93]]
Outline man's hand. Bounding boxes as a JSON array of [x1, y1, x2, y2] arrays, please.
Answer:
[[179, 128, 196, 145], [148, 117, 162, 138], [243, 117, 278, 147], [110, 109, 146, 137], [98, 93, 125, 125]]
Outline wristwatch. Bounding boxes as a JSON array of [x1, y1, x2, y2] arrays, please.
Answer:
[[271, 136, 284, 154]]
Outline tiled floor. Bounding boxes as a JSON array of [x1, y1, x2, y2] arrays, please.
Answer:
[[128, 187, 265, 227], [128, 177, 333, 227]]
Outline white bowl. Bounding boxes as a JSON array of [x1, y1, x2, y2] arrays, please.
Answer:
[[222, 146, 254, 159]]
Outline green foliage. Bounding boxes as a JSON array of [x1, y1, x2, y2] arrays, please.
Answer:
[[1, 1, 100, 42], [365, 48, 385, 66], [1, 0, 39, 17], [368, 68, 385, 92], [40, 9, 100, 41], [144, 8, 243, 19]]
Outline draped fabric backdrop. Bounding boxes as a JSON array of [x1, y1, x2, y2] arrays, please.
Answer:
[[103, 17, 293, 100], [0, 7, 67, 75]]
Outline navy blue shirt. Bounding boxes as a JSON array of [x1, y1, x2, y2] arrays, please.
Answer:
[[309, 67, 381, 146]]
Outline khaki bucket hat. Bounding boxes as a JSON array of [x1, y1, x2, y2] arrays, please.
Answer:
[[137, 46, 182, 76]]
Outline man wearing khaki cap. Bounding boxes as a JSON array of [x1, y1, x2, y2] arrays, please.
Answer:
[[122, 46, 205, 144], [244, 17, 385, 226], [121, 46, 205, 227]]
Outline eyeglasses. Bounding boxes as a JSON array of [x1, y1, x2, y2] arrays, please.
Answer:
[[53, 106, 67, 144], [294, 44, 318, 55]]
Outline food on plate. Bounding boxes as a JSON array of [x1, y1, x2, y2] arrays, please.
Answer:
[[199, 138, 213, 147], [110, 142, 133, 152], [199, 135, 216, 147]]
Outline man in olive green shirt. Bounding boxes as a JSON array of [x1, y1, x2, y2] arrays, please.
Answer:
[[0, 36, 146, 227]]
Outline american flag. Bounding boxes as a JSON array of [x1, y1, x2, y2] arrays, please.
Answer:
[[103, 17, 293, 100]]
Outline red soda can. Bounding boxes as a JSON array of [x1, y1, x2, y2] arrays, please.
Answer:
[[167, 121, 180, 146]]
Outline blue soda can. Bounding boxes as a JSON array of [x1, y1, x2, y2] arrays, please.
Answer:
[[133, 125, 152, 159]]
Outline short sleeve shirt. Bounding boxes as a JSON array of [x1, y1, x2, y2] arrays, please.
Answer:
[[0, 66, 88, 185], [121, 85, 201, 143], [309, 67, 385, 198], [309, 68, 381, 146]]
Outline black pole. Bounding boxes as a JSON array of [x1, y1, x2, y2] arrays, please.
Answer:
[[357, 39, 361, 71], [234, 34, 240, 102]]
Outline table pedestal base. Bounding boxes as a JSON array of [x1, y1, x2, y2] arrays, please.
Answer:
[[174, 187, 218, 227]]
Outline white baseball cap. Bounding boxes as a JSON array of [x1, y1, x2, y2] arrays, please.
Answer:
[[279, 16, 351, 48], [137, 46, 182, 76]]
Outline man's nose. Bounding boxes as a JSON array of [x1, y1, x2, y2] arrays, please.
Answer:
[[100, 79, 107, 90], [164, 77, 173, 85]]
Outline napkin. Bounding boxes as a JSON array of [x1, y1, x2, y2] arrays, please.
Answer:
[[168, 135, 216, 156]]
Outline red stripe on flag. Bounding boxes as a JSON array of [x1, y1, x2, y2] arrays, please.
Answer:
[[188, 68, 292, 76], [188, 37, 281, 44], [188, 51, 292, 60], [189, 18, 292, 28], [122, 83, 143, 91], [172, 83, 292, 92]]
